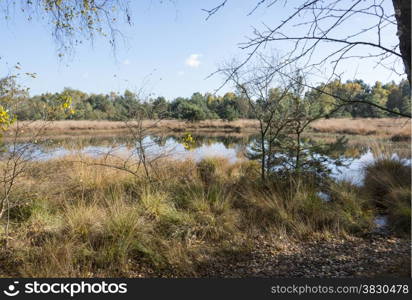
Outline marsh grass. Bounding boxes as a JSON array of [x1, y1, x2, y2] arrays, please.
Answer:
[[5, 118, 410, 141], [233, 177, 374, 239], [311, 118, 411, 139], [362, 146, 411, 235], [6, 119, 260, 137], [0, 152, 409, 277]]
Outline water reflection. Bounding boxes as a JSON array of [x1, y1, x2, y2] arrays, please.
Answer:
[[2, 134, 410, 185], [331, 150, 411, 185]]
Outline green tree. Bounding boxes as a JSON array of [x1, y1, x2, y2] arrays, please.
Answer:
[[369, 81, 390, 117], [386, 80, 411, 116], [151, 97, 169, 119], [178, 102, 207, 122]]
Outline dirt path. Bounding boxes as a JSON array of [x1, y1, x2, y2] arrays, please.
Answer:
[[196, 235, 410, 278]]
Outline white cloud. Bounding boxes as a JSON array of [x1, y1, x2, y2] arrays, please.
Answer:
[[123, 59, 131, 65], [185, 54, 201, 68], [177, 71, 185, 76]]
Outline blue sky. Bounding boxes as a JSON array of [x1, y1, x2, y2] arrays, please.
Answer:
[[0, 0, 404, 99]]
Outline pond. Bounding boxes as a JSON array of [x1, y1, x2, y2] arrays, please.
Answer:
[[2, 133, 411, 186]]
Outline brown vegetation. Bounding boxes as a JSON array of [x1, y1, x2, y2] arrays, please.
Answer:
[[6, 119, 410, 141], [311, 118, 411, 139], [6, 119, 259, 137], [0, 154, 409, 277]]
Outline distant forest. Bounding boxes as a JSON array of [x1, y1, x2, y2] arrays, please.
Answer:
[[16, 79, 411, 121]]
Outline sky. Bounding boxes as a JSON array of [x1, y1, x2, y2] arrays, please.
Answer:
[[0, 0, 404, 99]]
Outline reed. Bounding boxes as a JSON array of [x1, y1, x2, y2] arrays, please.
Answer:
[[6, 118, 410, 140]]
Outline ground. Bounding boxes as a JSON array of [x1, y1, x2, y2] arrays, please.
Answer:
[[196, 234, 410, 278]]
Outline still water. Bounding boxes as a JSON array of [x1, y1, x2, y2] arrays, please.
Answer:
[[3, 134, 411, 186]]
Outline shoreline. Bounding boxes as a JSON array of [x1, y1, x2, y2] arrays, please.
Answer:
[[3, 118, 410, 140]]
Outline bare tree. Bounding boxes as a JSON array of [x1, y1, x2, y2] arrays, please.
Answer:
[[205, 0, 411, 117], [0, 75, 73, 245], [221, 55, 349, 180], [82, 92, 174, 184], [0, 121, 50, 218], [221, 57, 293, 180]]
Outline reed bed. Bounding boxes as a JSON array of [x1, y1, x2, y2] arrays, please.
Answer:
[[311, 118, 411, 139], [7, 119, 259, 135], [7, 119, 410, 141]]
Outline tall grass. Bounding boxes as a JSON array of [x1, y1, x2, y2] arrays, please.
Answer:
[[6, 119, 260, 137], [6, 118, 410, 140], [233, 177, 373, 238], [311, 118, 411, 139], [0, 152, 408, 277], [362, 150, 411, 235]]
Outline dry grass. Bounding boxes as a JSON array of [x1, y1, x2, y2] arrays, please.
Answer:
[[0, 152, 387, 277], [311, 118, 411, 139], [362, 151, 411, 235], [7, 119, 260, 137], [7, 118, 410, 141]]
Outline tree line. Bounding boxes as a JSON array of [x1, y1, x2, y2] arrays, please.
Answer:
[[13, 79, 411, 122]]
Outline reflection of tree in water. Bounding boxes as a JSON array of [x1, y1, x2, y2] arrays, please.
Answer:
[[343, 145, 368, 159], [245, 135, 374, 179], [304, 136, 370, 159], [221, 136, 242, 148], [188, 134, 253, 150], [4, 133, 382, 165], [151, 135, 168, 147], [26, 135, 127, 149], [146, 134, 256, 151]]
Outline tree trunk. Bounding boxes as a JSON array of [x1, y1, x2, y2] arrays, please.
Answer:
[[392, 0, 411, 85], [261, 130, 266, 181], [295, 131, 301, 173]]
